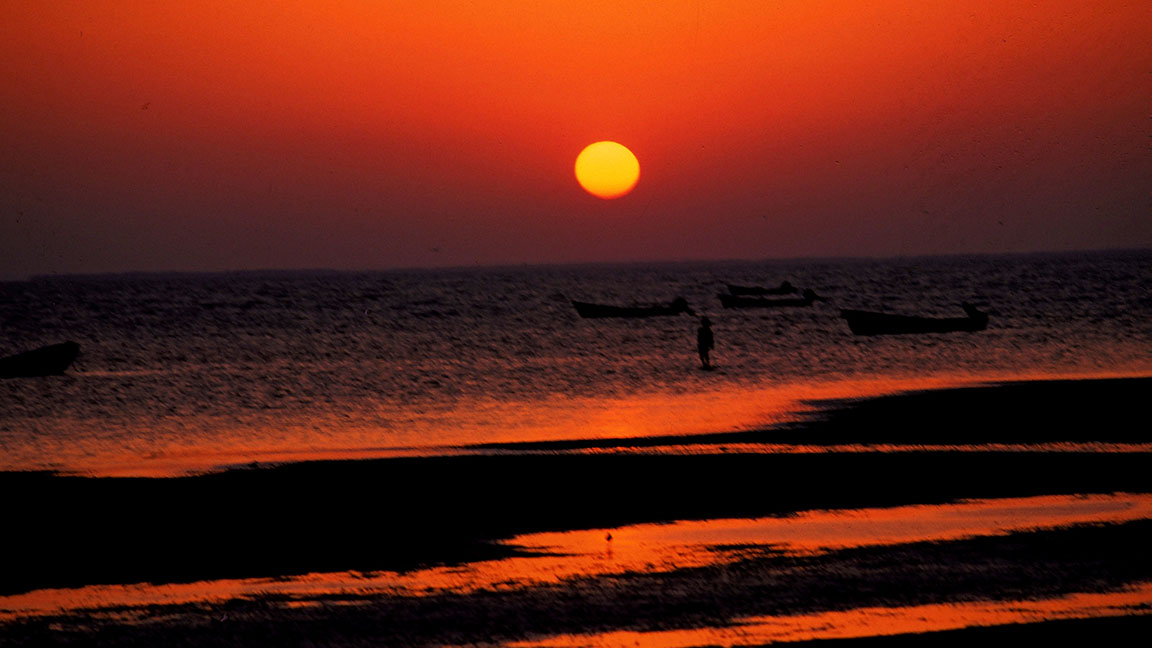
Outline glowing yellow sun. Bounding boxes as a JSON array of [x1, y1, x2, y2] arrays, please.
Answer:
[[574, 141, 640, 199]]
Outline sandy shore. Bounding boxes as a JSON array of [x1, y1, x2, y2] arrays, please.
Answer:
[[472, 375, 1152, 450], [3, 518, 1151, 646], [2, 375, 1150, 645], [5, 450, 1151, 596], [778, 615, 1152, 646]]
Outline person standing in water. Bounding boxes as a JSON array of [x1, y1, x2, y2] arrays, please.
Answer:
[[697, 316, 714, 370]]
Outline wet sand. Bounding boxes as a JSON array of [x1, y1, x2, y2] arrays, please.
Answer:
[[5, 450, 1151, 596], [4, 517, 1151, 646], [2, 375, 1151, 645], [775, 615, 1152, 647]]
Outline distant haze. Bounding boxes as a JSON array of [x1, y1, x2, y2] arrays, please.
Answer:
[[3, 1, 1150, 278]]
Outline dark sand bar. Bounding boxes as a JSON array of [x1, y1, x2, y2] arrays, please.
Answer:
[[3, 376, 1151, 645]]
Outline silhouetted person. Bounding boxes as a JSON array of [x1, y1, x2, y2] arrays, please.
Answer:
[[697, 317, 714, 369]]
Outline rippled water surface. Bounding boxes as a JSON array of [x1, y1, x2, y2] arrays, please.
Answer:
[[2, 250, 1150, 474]]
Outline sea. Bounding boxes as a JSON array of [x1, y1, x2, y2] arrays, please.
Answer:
[[2, 249, 1150, 476], [3, 249, 1152, 644]]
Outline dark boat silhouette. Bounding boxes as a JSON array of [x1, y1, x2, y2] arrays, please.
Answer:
[[840, 303, 989, 336], [0, 341, 81, 378], [571, 297, 695, 318], [718, 288, 823, 309], [726, 281, 798, 296]]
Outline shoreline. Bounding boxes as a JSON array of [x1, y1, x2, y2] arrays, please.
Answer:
[[8, 372, 1151, 479], [470, 374, 1152, 451], [8, 450, 1150, 595], [4, 374, 1151, 645], [5, 517, 1152, 645], [4, 375, 1152, 595]]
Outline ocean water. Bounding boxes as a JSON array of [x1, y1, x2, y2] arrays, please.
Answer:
[[2, 249, 1150, 475]]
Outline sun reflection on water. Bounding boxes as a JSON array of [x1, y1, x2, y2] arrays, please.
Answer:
[[3, 492, 1150, 625]]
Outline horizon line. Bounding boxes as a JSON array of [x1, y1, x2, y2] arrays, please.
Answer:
[[6, 246, 1149, 283]]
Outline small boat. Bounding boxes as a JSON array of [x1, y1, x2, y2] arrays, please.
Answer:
[[839, 303, 989, 336], [718, 289, 823, 309], [0, 341, 81, 378], [571, 297, 695, 318], [726, 281, 798, 296]]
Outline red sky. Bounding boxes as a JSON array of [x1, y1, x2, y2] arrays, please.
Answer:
[[2, 1, 1149, 277]]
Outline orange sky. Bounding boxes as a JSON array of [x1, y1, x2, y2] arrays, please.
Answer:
[[2, 1, 1149, 277]]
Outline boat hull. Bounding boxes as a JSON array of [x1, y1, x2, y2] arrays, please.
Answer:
[[0, 342, 81, 378]]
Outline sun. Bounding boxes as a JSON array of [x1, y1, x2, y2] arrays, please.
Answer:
[[574, 141, 640, 199]]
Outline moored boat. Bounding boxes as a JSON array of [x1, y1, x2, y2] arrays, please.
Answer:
[[718, 289, 823, 309], [571, 297, 695, 318], [0, 341, 81, 378], [840, 303, 989, 336]]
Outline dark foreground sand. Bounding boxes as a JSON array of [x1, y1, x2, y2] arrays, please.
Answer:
[[782, 615, 1152, 646], [5, 519, 1152, 647], [2, 376, 1151, 646]]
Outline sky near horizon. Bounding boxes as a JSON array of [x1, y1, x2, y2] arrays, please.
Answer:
[[2, 1, 1149, 278]]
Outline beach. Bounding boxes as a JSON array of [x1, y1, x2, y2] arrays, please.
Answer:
[[5, 0, 1151, 642], [3, 376, 1151, 646]]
